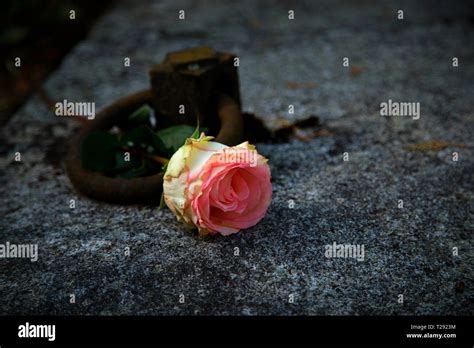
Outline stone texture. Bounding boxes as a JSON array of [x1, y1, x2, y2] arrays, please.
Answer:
[[0, 0, 473, 315]]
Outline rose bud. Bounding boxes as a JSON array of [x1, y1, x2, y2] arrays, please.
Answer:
[[163, 133, 272, 236]]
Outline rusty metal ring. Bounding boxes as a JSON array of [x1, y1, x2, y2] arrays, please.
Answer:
[[65, 90, 243, 204]]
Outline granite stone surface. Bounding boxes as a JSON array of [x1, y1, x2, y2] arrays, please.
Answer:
[[0, 0, 473, 315]]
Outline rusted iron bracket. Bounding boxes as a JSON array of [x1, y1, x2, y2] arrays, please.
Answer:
[[66, 46, 244, 204]]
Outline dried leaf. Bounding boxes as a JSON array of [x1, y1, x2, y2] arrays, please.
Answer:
[[286, 81, 317, 90], [350, 66, 365, 76], [404, 140, 467, 152]]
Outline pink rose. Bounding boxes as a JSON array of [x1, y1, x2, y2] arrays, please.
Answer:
[[163, 134, 272, 236]]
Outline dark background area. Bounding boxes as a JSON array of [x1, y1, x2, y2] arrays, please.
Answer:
[[0, 0, 113, 126]]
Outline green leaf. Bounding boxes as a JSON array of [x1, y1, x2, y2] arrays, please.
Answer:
[[156, 125, 208, 157], [81, 131, 119, 172], [119, 125, 167, 156], [117, 160, 149, 178], [128, 104, 153, 126], [81, 125, 171, 179], [156, 125, 195, 157], [109, 150, 142, 175]]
